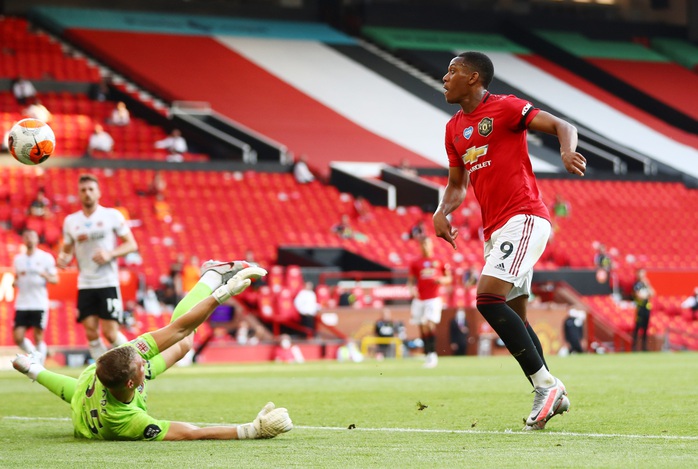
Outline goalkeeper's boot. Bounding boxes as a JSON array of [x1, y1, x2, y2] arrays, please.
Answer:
[[522, 394, 570, 431], [524, 378, 568, 429], [213, 266, 267, 304], [11, 351, 43, 381], [200, 260, 252, 285]]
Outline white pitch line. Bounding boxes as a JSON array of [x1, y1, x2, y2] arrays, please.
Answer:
[[4, 417, 697, 441], [296, 425, 698, 441]]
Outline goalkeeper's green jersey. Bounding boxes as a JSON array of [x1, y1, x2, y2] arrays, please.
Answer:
[[70, 334, 171, 440]]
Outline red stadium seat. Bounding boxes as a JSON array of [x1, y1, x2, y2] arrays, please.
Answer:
[[285, 265, 304, 295]]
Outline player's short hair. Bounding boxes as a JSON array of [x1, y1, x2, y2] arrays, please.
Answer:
[[78, 174, 99, 185], [457, 51, 494, 89], [96, 346, 139, 388]]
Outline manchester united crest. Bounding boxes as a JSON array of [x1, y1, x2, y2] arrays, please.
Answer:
[[478, 117, 493, 137]]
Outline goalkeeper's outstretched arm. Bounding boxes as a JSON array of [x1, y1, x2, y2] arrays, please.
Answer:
[[163, 402, 293, 441], [150, 266, 266, 354]]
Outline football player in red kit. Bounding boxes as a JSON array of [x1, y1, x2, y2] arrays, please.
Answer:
[[408, 237, 452, 368], [433, 51, 586, 430]]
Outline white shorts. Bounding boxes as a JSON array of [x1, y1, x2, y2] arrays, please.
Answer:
[[411, 297, 443, 325], [481, 214, 551, 301]]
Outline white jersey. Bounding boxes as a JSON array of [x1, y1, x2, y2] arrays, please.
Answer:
[[13, 249, 57, 312], [63, 205, 130, 289]]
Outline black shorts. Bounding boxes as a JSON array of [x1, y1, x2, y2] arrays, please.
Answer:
[[635, 308, 650, 329], [14, 310, 47, 330], [77, 287, 123, 324]]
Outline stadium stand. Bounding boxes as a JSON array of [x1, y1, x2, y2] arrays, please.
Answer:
[[534, 30, 698, 122], [0, 17, 99, 82], [1, 91, 208, 161], [650, 37, 698, 72], [361, 26, 698, 179], [2, 5, 697, 356]]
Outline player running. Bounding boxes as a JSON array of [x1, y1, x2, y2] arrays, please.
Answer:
[[407, 237, 452, 368], [57, 174, 138, 360], [12, 229, 58, 364], [433, 51, 586, 430]]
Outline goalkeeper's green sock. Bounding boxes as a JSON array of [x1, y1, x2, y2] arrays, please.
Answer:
[[36, 370, 77, 404], [170, 276, 217, 323]]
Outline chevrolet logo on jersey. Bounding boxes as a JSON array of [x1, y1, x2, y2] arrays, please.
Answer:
[[461, 144, 489, 164]]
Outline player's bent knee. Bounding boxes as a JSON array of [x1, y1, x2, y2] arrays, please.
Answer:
[[476, 293, 506, 315]]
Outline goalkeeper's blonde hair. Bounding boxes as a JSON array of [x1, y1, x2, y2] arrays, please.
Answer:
[[96, 346, 139, 388]]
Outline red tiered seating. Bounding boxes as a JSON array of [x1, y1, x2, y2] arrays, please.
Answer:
[[285, 265, 304, 295], [423, 176, 698, 272], [257, 286, 274, 320], [585, 295, 698, 351], [4, 165, 697, 348], [275, 288, 299, 323], [0, 17, 100, 82], [1, 91, 209, 161], [315, 284, 334, 308], [267, 265, 285, 294]]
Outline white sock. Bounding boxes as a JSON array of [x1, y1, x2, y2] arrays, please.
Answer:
[[37, 342, 48, 363], [26, 363, 45, 381], [20, 337, 36, 354], [88, 339, 108, 360], [200, 271, 223, 291], [529, 366, 556, 388], [112, 331, 128, 346]]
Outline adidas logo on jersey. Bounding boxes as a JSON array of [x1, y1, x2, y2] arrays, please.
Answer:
[[495, 263, 506, 271]]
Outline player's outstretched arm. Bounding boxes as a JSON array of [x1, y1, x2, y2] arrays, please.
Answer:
[[163, 402, 293, 441], [150, 266, 267, 353]]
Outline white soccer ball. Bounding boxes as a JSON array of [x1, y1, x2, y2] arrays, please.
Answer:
[[8, 118, 56, 165]]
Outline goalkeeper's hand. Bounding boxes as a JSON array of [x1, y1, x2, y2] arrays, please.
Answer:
[[236, 402, 293, 440], [213, 266, 267, 304], [255, 402, 293, 439]]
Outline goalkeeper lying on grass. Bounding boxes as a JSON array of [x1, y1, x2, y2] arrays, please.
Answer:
[[12, 261, 293, 441]]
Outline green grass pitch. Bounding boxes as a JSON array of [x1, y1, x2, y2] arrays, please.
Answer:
[[1, 352, 697, 468]]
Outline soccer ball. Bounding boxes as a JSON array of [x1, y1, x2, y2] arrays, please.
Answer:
[[8, 118, 56, 165]]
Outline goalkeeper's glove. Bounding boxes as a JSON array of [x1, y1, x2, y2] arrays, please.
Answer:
[[236, 402, 293, 440], [213, 266, 267, 304]]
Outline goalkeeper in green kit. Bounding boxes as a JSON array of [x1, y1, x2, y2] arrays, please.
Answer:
[[12, 261, 293, 441]]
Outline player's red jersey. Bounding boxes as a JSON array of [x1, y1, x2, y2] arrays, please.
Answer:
[[445, 93, 550, 240], [410, 256, 445, 300]]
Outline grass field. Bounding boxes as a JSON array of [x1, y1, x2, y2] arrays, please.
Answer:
[[1, 352, 697, 468]]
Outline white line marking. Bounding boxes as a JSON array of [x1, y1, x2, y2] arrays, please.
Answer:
[[3, 416, 697, 441], [297, 425, 698, 441]]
